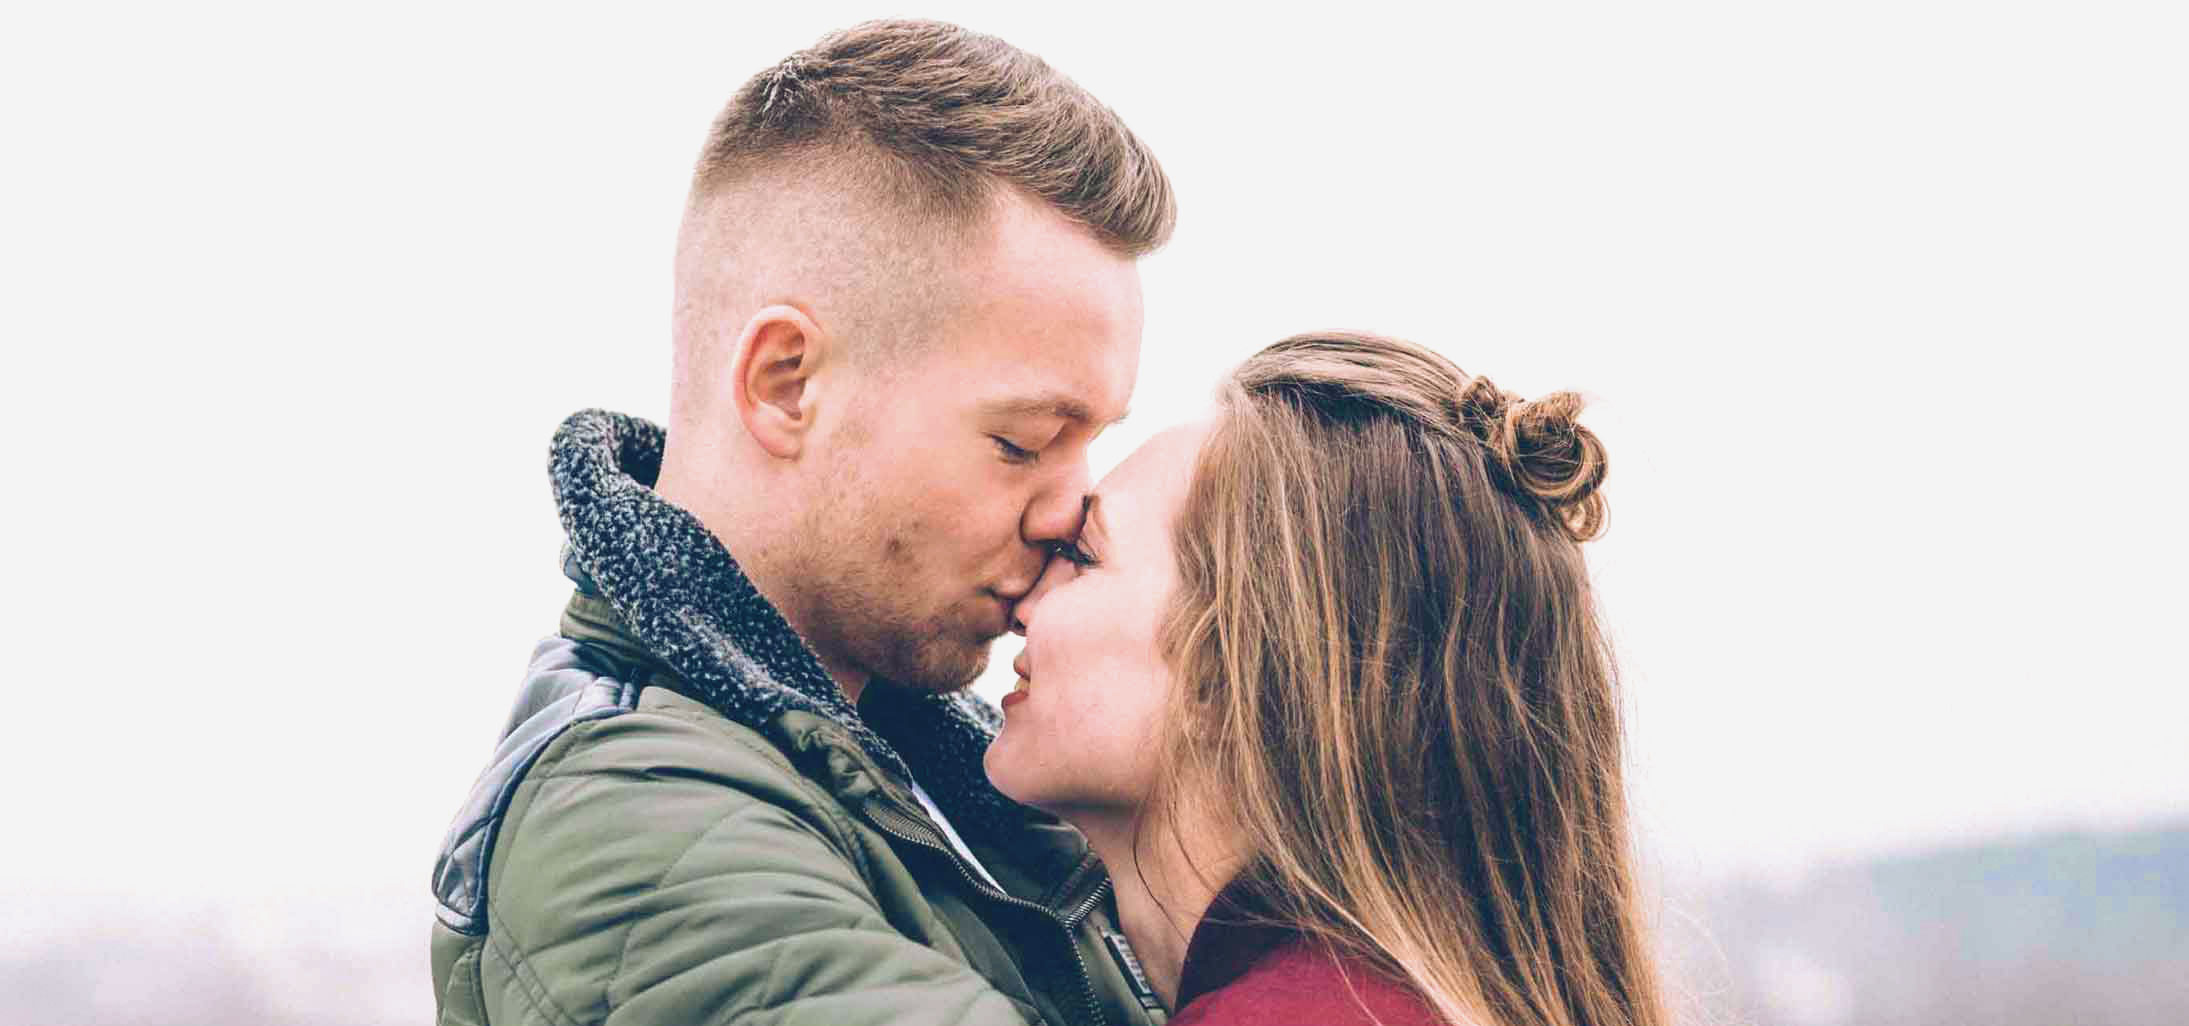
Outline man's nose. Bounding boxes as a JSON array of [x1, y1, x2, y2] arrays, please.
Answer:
[[1019, 457, 1091, 547], [1008, 557, 1064, 637]]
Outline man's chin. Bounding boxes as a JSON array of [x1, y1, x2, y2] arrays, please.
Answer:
[[873, 636, 993, 694]]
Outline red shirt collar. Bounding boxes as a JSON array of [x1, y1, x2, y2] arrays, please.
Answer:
[[1172, 876, 1296, 1010]]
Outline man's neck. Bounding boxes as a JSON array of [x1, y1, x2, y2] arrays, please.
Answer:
[[812, 648, 870, 706], [724, 539, 875, 705], [1076, 808, 1242, 1009], [654, 461, 872, 705]]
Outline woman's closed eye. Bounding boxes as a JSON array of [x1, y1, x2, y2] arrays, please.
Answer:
[[1050, 538, 1100, 569]]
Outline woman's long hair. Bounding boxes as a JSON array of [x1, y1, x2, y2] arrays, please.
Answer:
[[1154, 331, 1665, 1026]]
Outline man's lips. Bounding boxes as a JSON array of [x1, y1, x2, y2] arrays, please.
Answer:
[[980, 594, 1016, 636]]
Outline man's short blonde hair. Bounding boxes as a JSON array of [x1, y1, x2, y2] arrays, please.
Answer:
[[690, 18, 1175, 256]]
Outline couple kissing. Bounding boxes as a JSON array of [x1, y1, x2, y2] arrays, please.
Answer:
[[432, 19, 1661, 1026]]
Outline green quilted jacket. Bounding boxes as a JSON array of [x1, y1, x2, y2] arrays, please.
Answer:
[[429, 410, 1167, 1026]]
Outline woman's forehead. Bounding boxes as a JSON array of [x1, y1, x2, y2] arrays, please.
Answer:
[[1093, 419, 1213, 528]]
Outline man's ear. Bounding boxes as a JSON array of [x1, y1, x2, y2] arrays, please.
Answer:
[[729, 304, 827, 460]]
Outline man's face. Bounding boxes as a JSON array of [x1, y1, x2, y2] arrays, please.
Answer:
[[796, 193, 1143, 693]]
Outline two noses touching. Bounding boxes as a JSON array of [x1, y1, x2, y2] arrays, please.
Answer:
[[999, 465, 1094, 637]]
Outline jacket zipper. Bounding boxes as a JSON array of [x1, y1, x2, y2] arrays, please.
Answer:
[[868, 802, 1113, 1026]]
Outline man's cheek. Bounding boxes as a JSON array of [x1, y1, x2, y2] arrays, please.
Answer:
[[882, 528, 919, 566]]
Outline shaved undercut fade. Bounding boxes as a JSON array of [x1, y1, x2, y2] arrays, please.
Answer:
[[691, 18, 1175, 256]]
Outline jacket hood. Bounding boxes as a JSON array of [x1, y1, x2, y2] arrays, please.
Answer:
[[550, 408, 1028, 838]]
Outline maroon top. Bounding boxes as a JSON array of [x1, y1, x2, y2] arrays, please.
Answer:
[[1166, 882, 1449, 1026]]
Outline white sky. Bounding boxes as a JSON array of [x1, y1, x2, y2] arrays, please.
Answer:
[[2, 0, 2183, 919]]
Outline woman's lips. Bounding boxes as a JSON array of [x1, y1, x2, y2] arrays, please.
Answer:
[[1002, 654, 1031, 709]]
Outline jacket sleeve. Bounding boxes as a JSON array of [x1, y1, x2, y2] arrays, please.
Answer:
[[481, 704, 1033, 1026]]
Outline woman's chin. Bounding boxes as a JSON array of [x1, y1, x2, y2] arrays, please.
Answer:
[[981, 736, 1034, 804], [984, 738, 1075, 815]]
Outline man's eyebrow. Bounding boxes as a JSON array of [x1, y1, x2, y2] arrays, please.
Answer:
[[977, 394, 1128, 426]]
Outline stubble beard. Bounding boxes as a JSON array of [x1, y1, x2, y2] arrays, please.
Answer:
[[809, 572, 994, 694], [792, 503, 995, 695], [794, 413, 997, 695], [871, 616, 993, 694]]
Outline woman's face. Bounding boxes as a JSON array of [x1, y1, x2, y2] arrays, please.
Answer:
[[984, 419, 1211, 818]]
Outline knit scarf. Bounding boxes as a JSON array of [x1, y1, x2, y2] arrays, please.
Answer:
[[549, 408, 1025, 839]]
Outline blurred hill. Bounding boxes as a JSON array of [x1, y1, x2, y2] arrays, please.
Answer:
[[1663, 818, 2189, 1026], [0, 890, 428, 1026], [3, 820, 2182, 1025]]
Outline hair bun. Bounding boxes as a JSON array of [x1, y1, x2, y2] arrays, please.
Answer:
[[1456, 377, 1609, 542]]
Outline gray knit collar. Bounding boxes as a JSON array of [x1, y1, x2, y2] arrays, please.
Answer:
[[549, 408, 1025, 838]]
